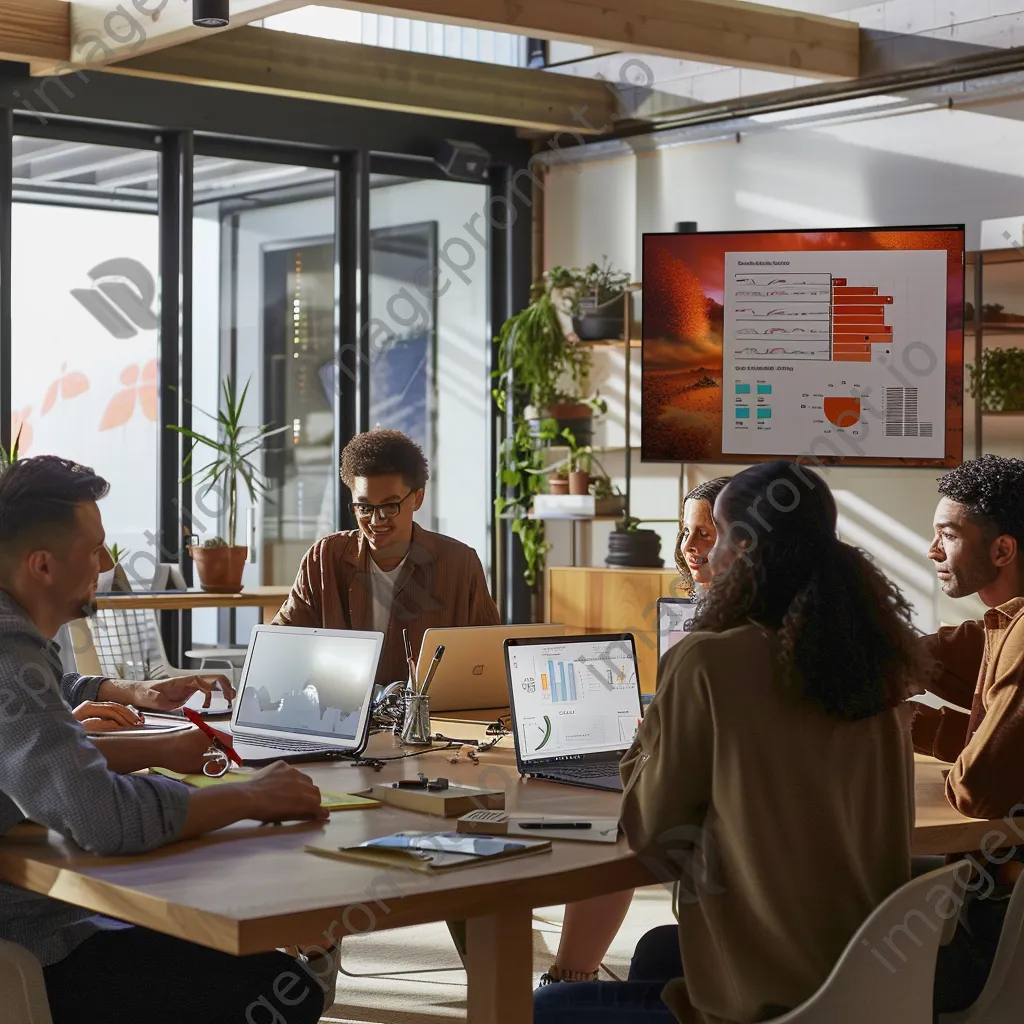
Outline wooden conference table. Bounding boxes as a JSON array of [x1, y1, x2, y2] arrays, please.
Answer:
[[0, 739, 1005, 1024], [95, 586, 291, 626]]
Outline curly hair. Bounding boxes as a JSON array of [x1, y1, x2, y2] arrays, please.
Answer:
[[674, 476, 731, 589], [692, 461, 927, 722], [937, 455, 1024, 545], [340, 429, 429, 491]]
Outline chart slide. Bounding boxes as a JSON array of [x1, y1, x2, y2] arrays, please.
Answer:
[[235, 633, 378, 739], [722, 249, 947, 459], [507, 640, 642, 762]]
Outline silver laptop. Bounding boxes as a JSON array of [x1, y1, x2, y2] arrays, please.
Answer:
[[504, 633, 644, 792], [657, 597, 698, 664], [229, 625, 383, 764], [416, 623, 565, 712]]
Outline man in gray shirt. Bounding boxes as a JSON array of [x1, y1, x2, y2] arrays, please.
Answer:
[[0, 456, 329, 1024]]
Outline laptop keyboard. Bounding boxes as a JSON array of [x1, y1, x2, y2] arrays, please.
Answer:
[[546, 762, 620, 780], [236, 733, 336, 752]]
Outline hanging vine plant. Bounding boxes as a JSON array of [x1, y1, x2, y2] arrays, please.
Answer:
[[493, 274, 610, 590]]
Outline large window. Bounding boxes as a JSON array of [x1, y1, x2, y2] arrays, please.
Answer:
[[370, 175, 491, 573], [12, 138, 160, 565], [190, 156, 339, 642]]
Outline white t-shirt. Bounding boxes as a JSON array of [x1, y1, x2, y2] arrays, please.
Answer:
[[368, 556, 409, 638]]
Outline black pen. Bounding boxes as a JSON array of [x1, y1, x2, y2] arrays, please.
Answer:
[[518, 821, 592, 830], [418, 645, 446, 698]]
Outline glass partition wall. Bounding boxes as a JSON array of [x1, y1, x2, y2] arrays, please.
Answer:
[[11, 137, 161, 575], [0, 111, 522, 657]]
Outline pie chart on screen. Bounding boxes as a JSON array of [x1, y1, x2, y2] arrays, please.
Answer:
[[823, 397, 861, 428]]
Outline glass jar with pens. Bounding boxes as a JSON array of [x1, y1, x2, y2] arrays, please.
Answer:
[[400, 640, 446, 747]]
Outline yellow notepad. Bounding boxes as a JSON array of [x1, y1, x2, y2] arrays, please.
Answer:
[[149, 768, 380, 812]]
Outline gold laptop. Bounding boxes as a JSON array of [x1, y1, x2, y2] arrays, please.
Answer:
[[415, 623, 566, 712]]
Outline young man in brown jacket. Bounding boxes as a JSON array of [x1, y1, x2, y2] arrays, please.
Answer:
[[913, 455, 1024, 820], [275, 429, 499, 684]]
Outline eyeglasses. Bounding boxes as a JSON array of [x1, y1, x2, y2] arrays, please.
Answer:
[[349, 489, 416, 522]]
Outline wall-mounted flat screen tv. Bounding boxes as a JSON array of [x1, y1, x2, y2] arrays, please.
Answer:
[[641, 226, 965, 467]]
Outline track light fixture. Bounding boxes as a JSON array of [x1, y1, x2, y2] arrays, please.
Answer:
[[193, 0, 229, 28]]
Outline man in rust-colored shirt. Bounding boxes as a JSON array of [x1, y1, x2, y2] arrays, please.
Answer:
[[913, 455, 1024, 820], [275, 429, 499, 684]]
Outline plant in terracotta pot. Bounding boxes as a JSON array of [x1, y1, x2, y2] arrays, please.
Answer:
[[169, 377, 285, 594], [567, 440, 592, 496], [549, 470, 570, 496]]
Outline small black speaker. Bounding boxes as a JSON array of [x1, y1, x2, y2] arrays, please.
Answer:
[[675, 221, 699, 233], [193, 0, 229, 28], [436, 140, 491, 182]]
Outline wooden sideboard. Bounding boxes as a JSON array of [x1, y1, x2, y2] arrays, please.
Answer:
[[546, 566, 687, 693]]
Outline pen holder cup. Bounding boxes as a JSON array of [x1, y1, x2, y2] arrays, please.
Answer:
[[400, 693, 432, 747]]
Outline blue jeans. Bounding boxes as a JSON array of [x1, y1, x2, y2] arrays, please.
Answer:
[[533, 925, 682, 1023], [533, 979, 678, 1023]]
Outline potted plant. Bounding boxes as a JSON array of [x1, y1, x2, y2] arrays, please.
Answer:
[[495, 278, 602, 447], [550, 261, 632, 342], [549, 469, 570, 496], [606, 515, 664, 569], [591, 472, 627, 518], [169, 376, 285, 594], [494, 282, 608, 591], [567, 442, 591, 496], [968, 347, 1024, 412], [99, 543, 132, 593]]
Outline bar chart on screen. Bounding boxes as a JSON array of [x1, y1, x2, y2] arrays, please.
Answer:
[[721, 248, 948, 460]]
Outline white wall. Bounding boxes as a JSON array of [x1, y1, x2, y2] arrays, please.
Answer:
[[543, 105, 1024, 630]]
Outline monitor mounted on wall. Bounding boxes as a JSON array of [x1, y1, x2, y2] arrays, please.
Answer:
[[641, 226, 965, 468]]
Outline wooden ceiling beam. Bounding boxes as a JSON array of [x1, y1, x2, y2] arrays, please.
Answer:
[[57, 0, 858, 80], [108, 26, 619, 133], [328, 0, 860, 79], [0, 0, 69, 65]]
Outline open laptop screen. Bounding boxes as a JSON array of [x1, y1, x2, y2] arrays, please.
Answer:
[[505, 635, 642, 763], [234, 628, 380, 742], [657, 597, 698, 664]]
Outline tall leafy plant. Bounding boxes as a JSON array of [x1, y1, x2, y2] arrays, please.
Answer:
[[168, 377, 286, 546], [493, 278, 606, 590], [494, 284, 592, 413]]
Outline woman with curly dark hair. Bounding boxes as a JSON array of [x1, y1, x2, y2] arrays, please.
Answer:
[[674, 477, 731, 595], [536, 461, 929, 1024]]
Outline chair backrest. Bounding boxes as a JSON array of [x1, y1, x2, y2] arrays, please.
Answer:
[[0, 940, 53, 1024], [86, 609, 171, 681], [939, 868, 1024, 1023], [773, 861, 970, 1024]]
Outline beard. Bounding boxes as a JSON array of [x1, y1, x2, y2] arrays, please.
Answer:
[[940, 558, 999, 600], [79, 598, 98, 619]]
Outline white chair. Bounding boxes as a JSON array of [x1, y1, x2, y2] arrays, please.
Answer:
[[939, 870, 1024, 1024], [770, 861, 970, 1024], [72, 611, 194, 683], [0, 940, 52, 1024]]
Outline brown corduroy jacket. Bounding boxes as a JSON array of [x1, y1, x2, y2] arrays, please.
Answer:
[[912, 597, 1024, 820], [274, 525, 500, 684]]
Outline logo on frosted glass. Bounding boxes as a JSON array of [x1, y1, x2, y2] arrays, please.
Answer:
[[71, 258, 158, 340]]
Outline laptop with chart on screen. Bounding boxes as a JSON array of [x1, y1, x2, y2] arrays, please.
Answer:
[[229, 625, 382, 764], [504, 633, 643, 792]]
